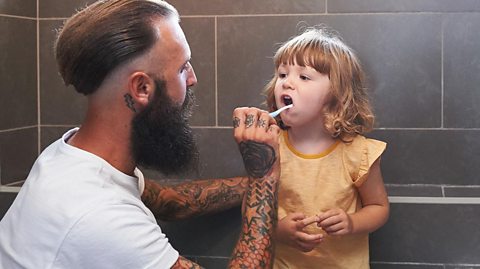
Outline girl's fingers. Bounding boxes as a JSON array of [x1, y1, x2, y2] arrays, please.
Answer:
[[297, 232, 324, 243], [298, 215, 320, 228], [290, 212, 306, 221]]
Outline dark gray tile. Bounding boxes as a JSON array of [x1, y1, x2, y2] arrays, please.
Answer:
[[39, 0, 95, 18], [0, 0, 36, 17], [444, 186, 480, 198], [444, 14, 480, 128], [371, 130, 480, 185], [371, 263, 443, 269], [169, 0, 325, 16], [370, 203, 480, 264], [328, 0, 480, 13], [40, 126, 73, 150], [217, 14, 442, 128], [195, 257, 229, 269], [142, 128, 246, 180], [39, 20, 87, 125], [158, 206, 241, 256], [0, 128, 38, 185], [0, 17, 37, 130], [386, 184, 443, 197], [0, 192, 17, 221], [181, 18, 216, 126]]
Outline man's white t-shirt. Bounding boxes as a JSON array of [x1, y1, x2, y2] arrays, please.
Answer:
[[0, 128, 178, 268]]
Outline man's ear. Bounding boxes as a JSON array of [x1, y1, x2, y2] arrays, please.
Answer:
[[127, 72, 155, 108]]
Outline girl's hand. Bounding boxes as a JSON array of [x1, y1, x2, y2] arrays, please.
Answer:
[[276, 212, 324, 252], [317, 208, 353, 235]]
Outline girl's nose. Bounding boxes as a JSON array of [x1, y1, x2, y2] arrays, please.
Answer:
[[282, 76, 294, 90]]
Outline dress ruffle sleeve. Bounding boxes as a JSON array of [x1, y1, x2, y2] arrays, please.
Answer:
[[344, 136, 387, 187]]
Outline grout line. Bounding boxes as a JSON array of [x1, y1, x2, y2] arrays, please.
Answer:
[[178, 11, 480, 19], [37, 0, 41, 155], [0, 14, 36, 20], [191, 126, 231, 129], [371, 261, 445, 266], [440, 15, 445, 128], [214, 16, 218, 127], [185, 255, 230, 259], [372, 261, 480, 267], [387, 183, 480, 189], [374, 127, 480, 131], [190, 126, 480, 130], [0, 126, 37, 133], [389, 196, 480, 204], [38, 17, 68, 21], [39, 124, 77, 128], [4, 180, 26, 186]]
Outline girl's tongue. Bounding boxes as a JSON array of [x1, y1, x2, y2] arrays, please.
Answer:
[[283, 95, 293, 106]]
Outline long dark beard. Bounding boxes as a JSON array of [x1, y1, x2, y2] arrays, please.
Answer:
[[131, 79, 199, 176]]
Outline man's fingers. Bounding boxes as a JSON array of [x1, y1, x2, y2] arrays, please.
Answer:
[[233, 107, 278, 143]]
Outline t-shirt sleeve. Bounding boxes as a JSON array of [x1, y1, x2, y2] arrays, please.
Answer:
[[345, 136, 387, 187], [53, 203, 179, 269]]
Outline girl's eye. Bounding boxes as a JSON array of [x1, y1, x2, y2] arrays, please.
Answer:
[[300, 75, 310, 81], [278, 73, 287, 78]]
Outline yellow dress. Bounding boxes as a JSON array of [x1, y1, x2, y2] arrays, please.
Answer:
[[274, 131, 386, 269]]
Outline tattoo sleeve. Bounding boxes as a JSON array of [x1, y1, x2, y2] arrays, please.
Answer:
[[229, 140, 279, 268], [141, 177, 248, 221]]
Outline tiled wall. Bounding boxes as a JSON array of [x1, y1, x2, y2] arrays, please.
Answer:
[[1, 0, 480, 268]]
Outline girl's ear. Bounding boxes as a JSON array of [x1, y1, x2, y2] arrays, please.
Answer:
[[126, 72, 155, 109]]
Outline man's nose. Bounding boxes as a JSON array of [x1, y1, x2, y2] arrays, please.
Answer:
[[187, 66, 197, 88]]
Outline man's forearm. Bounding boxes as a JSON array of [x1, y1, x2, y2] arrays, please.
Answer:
[[229, 175, 278, 268], [229, 140, 280, 268], [142, 177, 248, 221]]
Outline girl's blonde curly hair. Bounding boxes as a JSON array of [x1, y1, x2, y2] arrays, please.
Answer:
[[263, 26, 374, 142]]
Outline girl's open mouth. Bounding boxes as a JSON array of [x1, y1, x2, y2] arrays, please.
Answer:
[[282, 95, 293, 106]]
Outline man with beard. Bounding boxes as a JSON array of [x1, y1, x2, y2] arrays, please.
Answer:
[[0, 1, 280, 268]]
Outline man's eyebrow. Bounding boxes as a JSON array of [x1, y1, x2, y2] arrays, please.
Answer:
[[179, 58, 191, 71]]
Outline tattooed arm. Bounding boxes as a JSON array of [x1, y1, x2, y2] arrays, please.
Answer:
[[142, 176, 249, 221], [229, 107, 281, 269]]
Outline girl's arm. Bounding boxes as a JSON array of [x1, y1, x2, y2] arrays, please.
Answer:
[[351, 157, 390, 234], [351, 158, 390, 233], [142, 177, 249, 221], [318, 158, 389, 235]]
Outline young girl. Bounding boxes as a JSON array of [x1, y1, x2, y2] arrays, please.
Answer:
[[264, 27, 390, 269]]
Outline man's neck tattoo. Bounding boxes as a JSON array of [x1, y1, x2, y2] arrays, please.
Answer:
[[124, 93, 137, 112]]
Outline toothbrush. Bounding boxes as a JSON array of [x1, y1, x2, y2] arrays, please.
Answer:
[[269, 104, 293, 118]]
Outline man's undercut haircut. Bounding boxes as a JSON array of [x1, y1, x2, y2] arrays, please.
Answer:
[[54, 0, 179, 95]]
